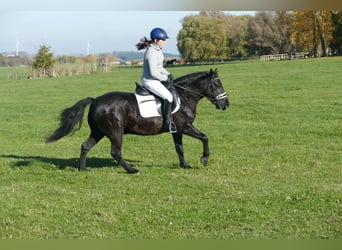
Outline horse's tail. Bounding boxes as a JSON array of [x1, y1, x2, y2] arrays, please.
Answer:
[[45, 97, 94, 143]]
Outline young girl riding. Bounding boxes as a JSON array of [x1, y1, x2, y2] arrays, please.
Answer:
[[136, 27, 177, 133]]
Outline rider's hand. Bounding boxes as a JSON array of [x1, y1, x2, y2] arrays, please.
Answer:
[[167, 74, 174, 84]]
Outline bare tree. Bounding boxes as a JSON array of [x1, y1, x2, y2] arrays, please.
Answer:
[[248, 11, 291, 55]]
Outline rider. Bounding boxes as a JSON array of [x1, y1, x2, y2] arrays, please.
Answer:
[[136, 27, 177, 133]]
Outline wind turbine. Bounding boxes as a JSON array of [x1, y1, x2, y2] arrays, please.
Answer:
[[16, 37, 20, 56], [87, 41, 91, 55]]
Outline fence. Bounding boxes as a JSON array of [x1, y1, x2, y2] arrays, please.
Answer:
[[260, 52, 311, 61]]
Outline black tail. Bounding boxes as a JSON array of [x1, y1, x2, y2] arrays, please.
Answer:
[[45, 97, 94, 143]]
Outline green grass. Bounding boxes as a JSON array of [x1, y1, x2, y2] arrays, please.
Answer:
[[0, 58, 341, 239]]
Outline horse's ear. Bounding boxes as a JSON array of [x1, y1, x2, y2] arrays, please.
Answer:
[[209, 68, 218, 73]]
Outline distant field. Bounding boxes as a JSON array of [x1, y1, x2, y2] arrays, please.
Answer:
[[0, 58, 341, 239]]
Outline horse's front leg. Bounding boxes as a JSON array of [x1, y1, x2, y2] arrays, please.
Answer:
[[172, 133, 191, 169], [174, 125, 210, 168], [183, 125, 210, 166]]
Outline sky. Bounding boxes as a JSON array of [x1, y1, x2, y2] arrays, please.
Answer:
[[1, 11, 255, 56]]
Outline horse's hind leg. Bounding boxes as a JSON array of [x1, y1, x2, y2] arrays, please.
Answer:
[[109, 131, 140, 174], [78, 131, 104, 171]]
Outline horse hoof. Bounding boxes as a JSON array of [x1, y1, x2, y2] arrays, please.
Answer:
[[181, 164, 192, 169], [127, 169, 141, 174], [78, 167, 90, 171], [200, 157, 208, 166]]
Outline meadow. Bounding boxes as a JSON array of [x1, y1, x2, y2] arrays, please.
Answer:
[[0, 58, 341, 239]]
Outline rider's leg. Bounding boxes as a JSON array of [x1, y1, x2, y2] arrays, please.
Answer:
[[162, 99, 177, 133], [142, 80, 177, 133]]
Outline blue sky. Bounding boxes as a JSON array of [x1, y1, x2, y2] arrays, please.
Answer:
[[1, 11, 255, 55]]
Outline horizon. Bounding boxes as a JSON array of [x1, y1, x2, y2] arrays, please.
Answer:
[[1, 11, 255, 56], [1, 49, 180, 58]]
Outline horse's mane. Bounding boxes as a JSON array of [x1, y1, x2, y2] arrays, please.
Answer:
[[174, 71, 208, 86]]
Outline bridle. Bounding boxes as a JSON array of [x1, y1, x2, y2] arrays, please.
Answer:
[[209, 77, 228, 102], [173, 77, 228, 103]]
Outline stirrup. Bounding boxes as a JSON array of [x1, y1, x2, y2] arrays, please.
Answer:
[[169, 122, 177, 133]]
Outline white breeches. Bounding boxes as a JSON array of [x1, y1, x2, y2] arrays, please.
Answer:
[[142, 79, 173, 103]]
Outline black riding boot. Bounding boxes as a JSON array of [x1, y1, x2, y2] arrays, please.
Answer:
[[162, 100, 177, 133]]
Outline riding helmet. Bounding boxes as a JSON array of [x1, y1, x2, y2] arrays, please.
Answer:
[[150, 28, 169, 40]]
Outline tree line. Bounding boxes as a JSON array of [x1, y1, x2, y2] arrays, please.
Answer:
[[2, 11, 341, 78], [27, 46, 120, 78], [177, 11, 342, 59]]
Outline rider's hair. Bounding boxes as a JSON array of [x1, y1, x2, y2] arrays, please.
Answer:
[[136, 37, 152, 50]]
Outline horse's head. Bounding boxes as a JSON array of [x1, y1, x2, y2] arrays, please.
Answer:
[[174, 69, 229, 110], [202, 69, 229, 110]]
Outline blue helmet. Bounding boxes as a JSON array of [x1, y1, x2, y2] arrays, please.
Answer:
[[150, 28, 169, 40]]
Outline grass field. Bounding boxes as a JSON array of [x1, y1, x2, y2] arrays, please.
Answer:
[[0, 58, 341, 239]]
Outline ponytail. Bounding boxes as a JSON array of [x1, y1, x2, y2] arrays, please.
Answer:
[[136, 37, 152, 50]]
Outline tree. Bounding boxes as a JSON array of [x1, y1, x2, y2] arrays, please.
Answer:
[[289, 11, 333, 57], [197, 12, 252, 58], [177, 14, 229, 59], [274, 11, 292, 53], [32, 45, 55, 77], [330, 11, 342, 55], [225, 14, 251, 58], [247, 11, 291, 56], [0, 53, 5, 67], [313, 11, 333, 57]]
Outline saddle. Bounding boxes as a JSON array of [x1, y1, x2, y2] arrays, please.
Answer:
[[134, 82, 180, 118]]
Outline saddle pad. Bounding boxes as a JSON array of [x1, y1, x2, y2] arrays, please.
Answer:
[[135, 94, 180, 118]]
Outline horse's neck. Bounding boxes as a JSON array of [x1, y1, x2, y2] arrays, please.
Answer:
[[176, 80, 203, 110]]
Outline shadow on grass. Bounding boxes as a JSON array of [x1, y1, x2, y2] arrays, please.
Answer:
[[1, 154, 142, 170]]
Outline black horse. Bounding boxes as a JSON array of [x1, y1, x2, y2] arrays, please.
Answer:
[[46, 69, 229, 173]]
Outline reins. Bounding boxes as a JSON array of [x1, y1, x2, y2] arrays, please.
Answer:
[[173, 83, 211, 100]]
